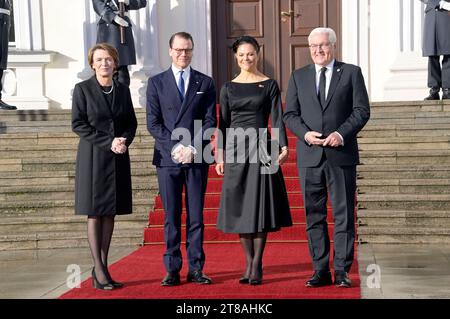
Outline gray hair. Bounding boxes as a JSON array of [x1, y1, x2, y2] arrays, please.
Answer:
[[308, 27, 337, 44]]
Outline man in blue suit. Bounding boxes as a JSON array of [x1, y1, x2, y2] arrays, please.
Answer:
[[146, 32, 217, 286]]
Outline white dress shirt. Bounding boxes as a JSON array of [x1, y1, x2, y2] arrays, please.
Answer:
[[171, 64, 191, 96], [315, 60, 335, 100]]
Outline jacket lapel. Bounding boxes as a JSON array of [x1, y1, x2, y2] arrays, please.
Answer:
[[176, 69, 201, 123], [87, 76, 113, 117], [322, 61, 344, 111], [308, 65, 322, 110]]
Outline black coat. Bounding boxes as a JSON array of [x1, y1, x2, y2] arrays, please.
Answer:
[[92, 0, 147, 66], [0, 0, 11, 69], [284, 61, 370, 168], [72, 76, 138, 215], [421, 0, 450, 56]]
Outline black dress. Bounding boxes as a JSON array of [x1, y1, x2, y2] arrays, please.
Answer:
[[216, 79, 293, 234]]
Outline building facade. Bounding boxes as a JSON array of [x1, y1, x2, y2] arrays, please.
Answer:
[[2, 0, 428, 110]]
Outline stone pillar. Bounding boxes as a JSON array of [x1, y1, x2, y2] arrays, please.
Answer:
[[384, 0, 427, 101]]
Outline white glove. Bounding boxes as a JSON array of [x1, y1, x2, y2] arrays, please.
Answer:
[[114, 15, 129, 27], [118, 0, 130, 5], [440, 1, 450, 10]]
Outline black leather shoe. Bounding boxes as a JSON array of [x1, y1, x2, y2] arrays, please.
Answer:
[[424, 88, 440, 100], [305, 271, 333, 287], [239, 277, 249, 284], [187, 270, 212, 284], [161, 272, 180, 286], [0, 100, 17, 110], [442, 88, 450, 100], [334, 271, 352, 288]]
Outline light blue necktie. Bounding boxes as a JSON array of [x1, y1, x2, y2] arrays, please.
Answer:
[[178, 70, 185, 100]]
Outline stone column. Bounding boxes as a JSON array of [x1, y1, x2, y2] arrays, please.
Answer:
[[384, 0, 427, 101]]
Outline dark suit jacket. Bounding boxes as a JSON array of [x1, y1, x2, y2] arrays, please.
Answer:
[[92, 0, 147, 66], [420, 0, 450, 56], [284, 61, 370, 168], [72, 76, 137, 215], [146, 67, 217, 167]]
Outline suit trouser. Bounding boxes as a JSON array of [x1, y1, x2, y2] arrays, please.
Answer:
[[156, 165, 209, 274], [299, 154, 356, 273], [428, 55, 450, 89]]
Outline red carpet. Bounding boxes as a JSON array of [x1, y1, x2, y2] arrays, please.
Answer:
[[60, 243, 360, 299], [60, 118, 361, 299]]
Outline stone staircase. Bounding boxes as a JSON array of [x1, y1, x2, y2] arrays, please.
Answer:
[[357, 100, 450, 243], [0, 109, 157, 250]]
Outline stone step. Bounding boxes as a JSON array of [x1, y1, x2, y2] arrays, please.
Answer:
[[357, 227, 450, 244], [0, 109, 147, 123], [0, 182, 158, 201], [358, 137, 450, 151], [359, 150, 450, 165], [0, 214, 149, 235], [359, 123, 450, 138], [357, 210, 450, 227], [369, 100, 450, 113], [357, 178, 450, 194], [0, 198, 154, 217], [0, 144, 154, 159], [0, 120, 152, 134], [0, 229, 145, 250], [0, 156, 156, 172], [357, 194, 450, 210], [357, 164, 450, 179], [0, 132, 155, 146], [0, 168, 156, 186]]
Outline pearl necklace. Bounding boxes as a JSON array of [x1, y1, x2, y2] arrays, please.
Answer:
[[102, 84, 114, 95]]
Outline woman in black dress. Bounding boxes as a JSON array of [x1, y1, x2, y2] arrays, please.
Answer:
[[215, 36, 292, 285], [72, 43, 137, 290]]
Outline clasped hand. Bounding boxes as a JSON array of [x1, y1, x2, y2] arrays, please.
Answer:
[[111, 137, 127, 154], [305, 131, 342, 148], [172, 144, 195, 164]]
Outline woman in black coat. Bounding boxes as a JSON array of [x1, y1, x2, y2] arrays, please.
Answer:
[[72, 43, 137, 290]]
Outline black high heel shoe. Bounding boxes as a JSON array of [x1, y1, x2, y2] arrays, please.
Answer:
[[92, 268, 114, 290], [105, 270, 124, 288], [239, 277, 249, 284], [249, 264, 263, 285]]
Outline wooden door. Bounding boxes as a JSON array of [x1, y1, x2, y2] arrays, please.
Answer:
[[212, 0, 341, 100]]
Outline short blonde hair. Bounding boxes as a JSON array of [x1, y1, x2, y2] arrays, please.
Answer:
[[88, 43, 120, 70], [308, 27, 337, 44]]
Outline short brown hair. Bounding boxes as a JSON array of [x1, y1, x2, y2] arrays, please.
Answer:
[[169, 32, 194, 49], [88, 43, 120, 70]]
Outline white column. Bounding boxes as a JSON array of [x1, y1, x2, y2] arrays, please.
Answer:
[[129, 0, 162, 108], [186, 0, 212, 76], [384, 0, 427, 101], [3, 0, 54, 109], [77, 0, 98, 81], [341, 0, 371, 96]]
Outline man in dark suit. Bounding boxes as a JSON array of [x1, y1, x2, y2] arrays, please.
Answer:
[[92, 0, 147, 87], [420, 0, 450, 100], [0, 0, 16, 110], [284, 27, 370, 288], [146, 32, 216, 286]]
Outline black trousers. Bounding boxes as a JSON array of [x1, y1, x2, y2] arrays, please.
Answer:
[[0, 68, 3, 99], [428, 55, 450, 89], [299, 154, 356, 273]]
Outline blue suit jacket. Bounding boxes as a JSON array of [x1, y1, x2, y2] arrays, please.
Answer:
[[146, 67, 217, 166]]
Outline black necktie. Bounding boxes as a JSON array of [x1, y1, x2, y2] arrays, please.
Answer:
[[318, 67, 327, 108]]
